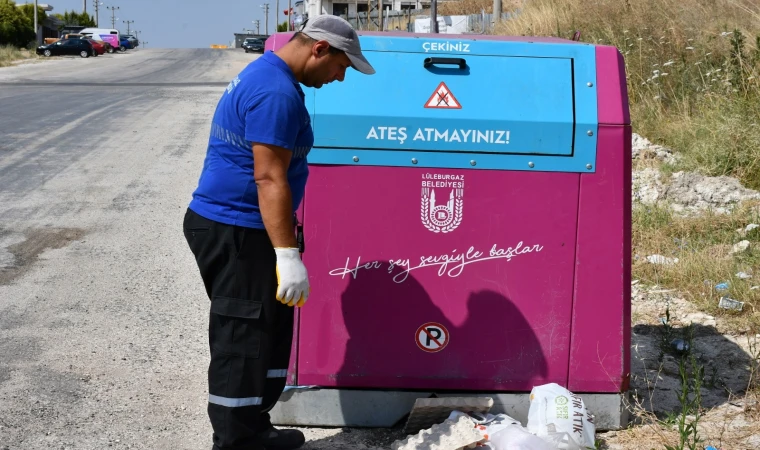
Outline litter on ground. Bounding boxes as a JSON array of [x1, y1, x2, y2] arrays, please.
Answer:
[[646, 254, 679, 265], [718, 296, 745, 311], [391, 383, 597, 450]]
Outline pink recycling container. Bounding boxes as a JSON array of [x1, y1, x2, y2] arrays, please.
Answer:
[[264, 29, 631, 430]]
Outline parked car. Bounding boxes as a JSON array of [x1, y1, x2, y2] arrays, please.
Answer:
[[119, 37, 133, 51], [80, 37, 115, 53], [242, 38, 264, 53], [81, 38, 106, 55], [62, 33, 114, 53], [121, 33, 139, 48], [36, 39, 96, 58], [78, 27, 121, 53]]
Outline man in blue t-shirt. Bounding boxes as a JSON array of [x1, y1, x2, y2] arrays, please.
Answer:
[[182, 15, 375, 450]]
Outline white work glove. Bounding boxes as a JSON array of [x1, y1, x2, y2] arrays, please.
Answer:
[[274, 247, 310, 307]]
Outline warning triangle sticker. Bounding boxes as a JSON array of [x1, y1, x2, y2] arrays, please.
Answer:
[[424, 81, 461, 109]]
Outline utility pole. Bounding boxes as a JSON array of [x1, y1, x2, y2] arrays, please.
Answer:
[[83, 0, 87, 14], [260, 3, 270, 35], [107, 5, 120, 29], [123, 20, 134, 34], [93, 0, 102, 27], [492, 0, 501, 30], [287, 0, 291, 30], [275, 0, 279, 32], [33, 0, 38, 45], [430, 0, 438, 33], [253, 20, 261, 35]]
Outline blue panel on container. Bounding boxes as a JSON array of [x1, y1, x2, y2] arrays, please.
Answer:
[[313, 54, 574, 156], [305, 35, 598, 173]]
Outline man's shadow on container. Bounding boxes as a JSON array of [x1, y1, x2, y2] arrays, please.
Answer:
[[332, 261, 548, 430]]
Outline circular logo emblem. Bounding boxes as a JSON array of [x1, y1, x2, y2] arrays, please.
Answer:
[[555, 396, 568, 406], [430, 206, 452, 227]]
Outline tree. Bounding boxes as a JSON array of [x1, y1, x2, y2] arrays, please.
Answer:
[[276, 20, 288, 32], [0, 0, 35, 47], [53, 10, 96, 28], [18, 2, 48, 26]]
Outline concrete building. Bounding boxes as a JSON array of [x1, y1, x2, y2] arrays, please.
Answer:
[[40, 15, 65, 41], [302, 0, 431, 21]]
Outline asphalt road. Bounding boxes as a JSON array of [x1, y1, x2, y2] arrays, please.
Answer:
[[0, 48, 277, 450], [0, 47, 398, 450]]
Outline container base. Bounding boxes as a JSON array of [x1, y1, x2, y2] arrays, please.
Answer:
[[268, 387, 630, 431]]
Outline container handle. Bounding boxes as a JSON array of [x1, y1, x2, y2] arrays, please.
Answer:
[[423, 57, 467, 69]]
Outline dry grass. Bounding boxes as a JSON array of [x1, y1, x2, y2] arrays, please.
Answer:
[[0, 44, 41, 67], [437, 0, 521, 16], [632, 200, 760, 332], [651, 97, 760, 191], [491, 0, 760, 189]]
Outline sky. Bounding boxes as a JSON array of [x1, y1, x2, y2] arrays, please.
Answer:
[[22, 0, 286, 48]]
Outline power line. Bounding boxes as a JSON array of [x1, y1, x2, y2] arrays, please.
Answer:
[[107, 5, 120, 29], [93, 0, 102, 27], [260, 3, 269, 35]]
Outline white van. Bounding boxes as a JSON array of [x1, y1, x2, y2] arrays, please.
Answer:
[[79, 28, 123, 52]]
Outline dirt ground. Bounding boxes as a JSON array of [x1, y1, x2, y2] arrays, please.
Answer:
[[598, 283, 760, 449]]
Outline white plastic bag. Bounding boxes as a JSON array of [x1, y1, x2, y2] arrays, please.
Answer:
[[481, 413, 522, 439], [526, 383, 596, 449], [487, 424, 554, 450], [542, 431, 584, 450]]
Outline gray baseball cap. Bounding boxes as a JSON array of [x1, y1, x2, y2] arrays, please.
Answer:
[[300, 15, 375, 75]]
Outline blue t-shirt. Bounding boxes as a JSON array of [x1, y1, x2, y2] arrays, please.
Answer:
[[188, 51, 313, 229]]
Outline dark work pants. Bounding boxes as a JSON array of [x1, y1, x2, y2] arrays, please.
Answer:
[[183, 208, 294, 450]]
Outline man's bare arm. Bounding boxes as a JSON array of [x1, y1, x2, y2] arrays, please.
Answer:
[[253, 143, 297, 248]]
